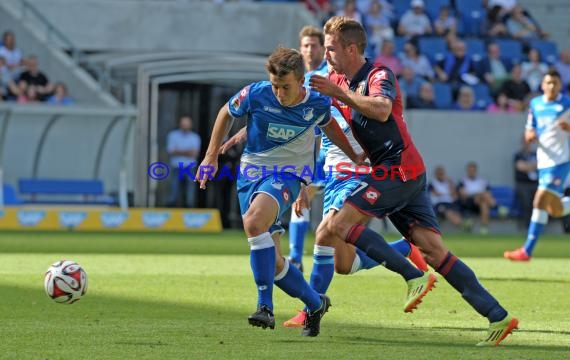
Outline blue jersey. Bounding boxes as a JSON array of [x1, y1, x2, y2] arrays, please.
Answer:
[[526, 94, 570, 169], [228, 81, 331, 183], [304, 60, 328, 86]]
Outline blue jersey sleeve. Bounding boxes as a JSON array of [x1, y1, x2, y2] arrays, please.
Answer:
[[228, 84, 252, 118], [526, 99, 537, 130]]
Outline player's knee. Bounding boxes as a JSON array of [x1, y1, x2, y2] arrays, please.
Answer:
[[328, 219, 352, 242], [315, 219, 334, 246], [243, 214, 268, 236]]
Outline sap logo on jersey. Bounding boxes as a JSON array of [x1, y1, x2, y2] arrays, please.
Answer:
[[267, 123, 304, 142]]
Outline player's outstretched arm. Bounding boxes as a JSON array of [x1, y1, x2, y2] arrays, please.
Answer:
[[220, 126, 247, 154], [320, 119, 366, 165], [198, 105, 234, 189]]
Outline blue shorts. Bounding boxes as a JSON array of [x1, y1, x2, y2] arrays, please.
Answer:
[[323, 173, 360, 216], [538, 162, 570, 197], [344, 172, 440, 238], [237, 173, 302, 229]]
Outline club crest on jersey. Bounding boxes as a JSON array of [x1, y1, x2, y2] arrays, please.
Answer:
[[267, 123, 304, 142], [231, 97, 240, 111], [356, 80, 367, 95], [303, 107, 314, 121], [362, 186, 381, 205]]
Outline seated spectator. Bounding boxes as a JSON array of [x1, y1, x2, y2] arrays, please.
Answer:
[[498, 64, 531, 111], [506, 5, 540, 40], [521, 48, 549, 92], [429, 165, 471, 231], [399, 42, 434, 81], [18, 55, 54, 100], [555, 49, 570, 93], [458, 161, 498, 235], [364, 0, 394, 54], [434, 6, 457, 37], [46, 82, 74, 105], [487, 92, 518, 113], [435, 40, 478, 90], [373, 40, 401, 76], [17, 84, 40, 104], [398, 66, 425, 100], [0, 56, 14, 100], [397, 0, 432, 38], [479, 43, 510, 92], [0, 31, 23, 78], [483, 5, 509, 37], [454, 85, 482, 111], [336, 0, 363, 24], [487, 0, 518, 15], [407, 82, 437, 109]]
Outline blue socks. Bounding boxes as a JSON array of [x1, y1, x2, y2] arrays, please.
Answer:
[[275, 258, 322, 311], [437, 252, 507, 323], [309, 245, 335, 295], [248, 232, 276, 310], [346, 224, 423, 281], [523, 209, 548, 256], [289, 208, 310, 264]]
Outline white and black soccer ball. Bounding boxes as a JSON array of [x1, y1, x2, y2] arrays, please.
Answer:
[[44, 260, 88, 304]]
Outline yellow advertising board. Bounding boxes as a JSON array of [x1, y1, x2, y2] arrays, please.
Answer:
[[0, 207, 222, 232]]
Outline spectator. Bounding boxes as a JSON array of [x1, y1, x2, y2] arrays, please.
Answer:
[[483, 5, 509, 37], [435, 40, 478, 90], [399, 42, 434, 81], [458, 161, 498, 235], [0, 31, 23, 76], [498, 64, 531, 111], [554, 49, 570, 93], [0, 56, 14, 100], [479, 43, 510, 92], [407, 81, 437, 109], [397, 0, 432, 38], [487, 92, 518, 113], [434, 6, 457, 37], [521, 48, 548, 92], [364, 0, 394, 55], [373, 40, 401, 76], [429, 165, 470, 231], [454, 85, 482, 111], [398, 66, 425, 100], [166, 115, 202, 208], [513, 138, 538, 229], [336, 0, 363, 24], [46, 82, 74, 105], [506, 5, 540, 40], [17, 84, 40, 104], [487, 0, 518, 15], [18, 55, 54, 100]]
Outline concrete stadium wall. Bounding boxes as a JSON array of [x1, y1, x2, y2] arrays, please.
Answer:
[[19, 0, 318, 53]]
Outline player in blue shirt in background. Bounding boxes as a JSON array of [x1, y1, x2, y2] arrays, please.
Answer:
[[198, 46, 364, 337], [505, 70, 570, 261]]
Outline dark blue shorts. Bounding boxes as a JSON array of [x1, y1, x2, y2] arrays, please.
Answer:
[[344, 172, 440, 238]]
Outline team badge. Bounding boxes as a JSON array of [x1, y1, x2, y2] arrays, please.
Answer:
[[356, 80, 367, 95], [303, 107, 314, 121], [231, 97, 240, 111]]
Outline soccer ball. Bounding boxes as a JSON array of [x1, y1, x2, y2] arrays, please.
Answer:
[[44, 260, 88, 304]]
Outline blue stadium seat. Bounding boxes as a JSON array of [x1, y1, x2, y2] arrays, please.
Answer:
[[490, 185, 521, 218], [392, 0, 411, 19], [393, 36, 408, 57], [18, 178, 116, 205], [2, 184, 22, 205], [424, 0, 451, 20], [418, 37, 447, 64], [495, 39, 523, 65], [455, 0, 485, 36], [472, 83, 493, 109], [464, 38, 486, 62], [529, 39, 558, 64], [432, 82, 453, 109]]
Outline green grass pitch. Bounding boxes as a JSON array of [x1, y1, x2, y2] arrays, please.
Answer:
[[1, 231, 569, 359]]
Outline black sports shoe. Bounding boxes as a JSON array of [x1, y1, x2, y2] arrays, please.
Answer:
[[301, 294, 331, 337], [248, 305, 275, 330]]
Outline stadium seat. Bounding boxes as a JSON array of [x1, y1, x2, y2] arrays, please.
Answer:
[[2, 183, 22, 205], [18, 178, 116, 205], [432, 82, 453, 109], [424, 0, 451, 20], [464, 38, 486, 62], [393, 36, 408, 57], [418, 37, 447, 64], [495, 39, 523, 65], [529, 39, 558, 64], [472, 83, 493, 109], [455, 0, 485, 36], [489, 185, 521, 218], [392, 0, 411, 20]]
